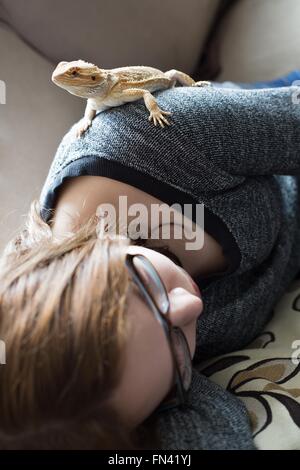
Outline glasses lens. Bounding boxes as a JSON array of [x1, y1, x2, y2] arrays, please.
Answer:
[[130, 254, 192, 397], [171, 327, 192, 391], [132, 255, 169, 314]]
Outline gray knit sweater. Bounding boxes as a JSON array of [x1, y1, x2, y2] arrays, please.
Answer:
[[39, 85, 300, 450]]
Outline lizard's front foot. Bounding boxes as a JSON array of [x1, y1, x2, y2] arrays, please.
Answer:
[[148, 107, 172, 128], [192, 81, 212, 87], [75, 117, 93, 138]]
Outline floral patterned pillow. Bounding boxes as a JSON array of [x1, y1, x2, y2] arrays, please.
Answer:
[[196, 278, 300, 450]]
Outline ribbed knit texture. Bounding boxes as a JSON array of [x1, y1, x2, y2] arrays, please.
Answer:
[[155, 368, 255, 450], [39, 85, 300, 449]]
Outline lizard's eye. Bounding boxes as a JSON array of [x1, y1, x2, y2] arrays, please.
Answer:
[[91, 76, 96, 81], [71, 70, 78, 76]]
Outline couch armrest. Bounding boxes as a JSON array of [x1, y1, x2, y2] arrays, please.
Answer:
[[1, 0, 220, 75], [216, 0, 300, 81], [0, 25, 83, 250]]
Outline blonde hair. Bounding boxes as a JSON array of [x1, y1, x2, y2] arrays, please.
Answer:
[[0, 200, 159, 449]]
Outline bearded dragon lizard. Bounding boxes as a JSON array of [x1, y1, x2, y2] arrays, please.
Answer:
[[52, 60, 211, 138]]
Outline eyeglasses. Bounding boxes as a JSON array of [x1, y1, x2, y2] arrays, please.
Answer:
[[125, 253, 193, 414]]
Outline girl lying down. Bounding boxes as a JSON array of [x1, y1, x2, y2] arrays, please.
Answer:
[[0, 71, 300, 449]]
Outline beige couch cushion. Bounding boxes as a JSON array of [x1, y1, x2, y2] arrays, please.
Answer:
[[0, 25, 83, 250], [216, 0, 300, 81], [196, 277, 300, 449], [1, 0, 220, 75]]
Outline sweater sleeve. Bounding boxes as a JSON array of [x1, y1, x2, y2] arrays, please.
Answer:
[[153, 368, 256, 450], [189, 86, 300, 176]]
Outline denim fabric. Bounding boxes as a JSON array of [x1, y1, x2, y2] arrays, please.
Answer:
[[214, 69, 300, 90]]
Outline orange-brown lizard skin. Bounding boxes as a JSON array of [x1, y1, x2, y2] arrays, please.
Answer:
[[52, 60, 211, 138]]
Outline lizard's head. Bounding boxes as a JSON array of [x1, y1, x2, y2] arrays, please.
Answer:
[[51, 60, 106, 98]]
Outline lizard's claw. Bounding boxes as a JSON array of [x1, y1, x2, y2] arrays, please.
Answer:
[[192, 80, 212, 87], [75, 118, 92, 138], [148, 108, 172, 128]]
